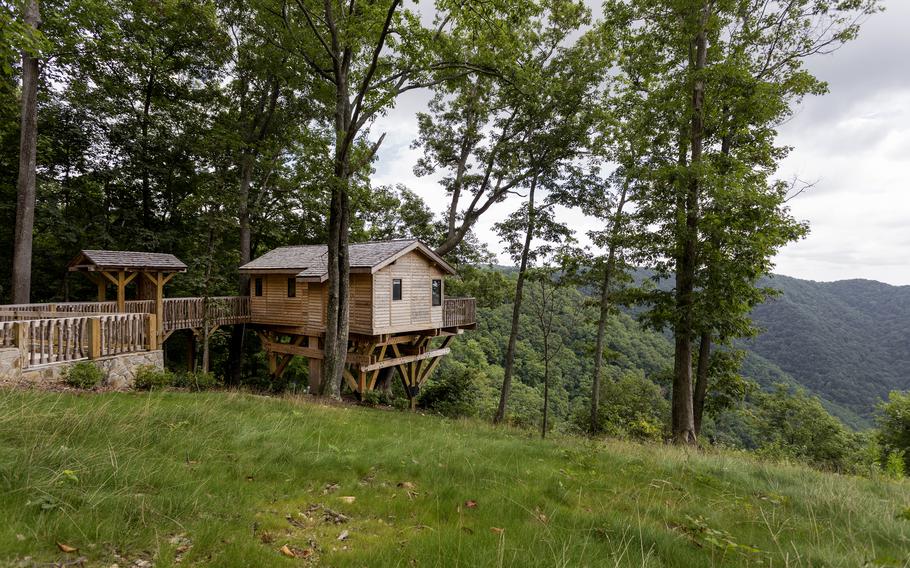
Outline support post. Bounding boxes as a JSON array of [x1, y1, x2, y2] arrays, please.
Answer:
[[308, 357, 322, 394], [13, 322, 28, 366], [146, 314, 158, 351], [116, 270, 126, 312], [155, 273, 164, 342], [86, 318, 102, 359]]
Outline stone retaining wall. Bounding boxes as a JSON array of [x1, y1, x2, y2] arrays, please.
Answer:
[[0, 349, 164, 390]]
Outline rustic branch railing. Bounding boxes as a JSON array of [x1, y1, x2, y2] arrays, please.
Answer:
[[0, 313, 155, 369], [0, 297, 249, 334], [443, 298, 476, 327]]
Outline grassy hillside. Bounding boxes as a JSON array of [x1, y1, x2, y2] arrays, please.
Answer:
[[1, 390, 908, 567]]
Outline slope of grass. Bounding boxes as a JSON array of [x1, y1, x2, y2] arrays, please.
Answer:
[[0, 390, 908, 567]]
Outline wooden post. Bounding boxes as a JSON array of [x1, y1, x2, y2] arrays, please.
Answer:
[[13, 322, 28, 367], [308, 358, 322, 395], [116, 270, 126, 312], [96, 275, 106, 302], [86, 318, 102, 359], [146, 314, 158, 351], [155, 273, 164, 343]]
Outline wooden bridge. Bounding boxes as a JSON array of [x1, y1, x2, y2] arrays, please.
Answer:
[[0, 297, 251, 370]]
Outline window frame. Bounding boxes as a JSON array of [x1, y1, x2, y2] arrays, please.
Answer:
[[431, 279, 442, 307], [287, 277, 296, 298], [392, 278, 403, 301]]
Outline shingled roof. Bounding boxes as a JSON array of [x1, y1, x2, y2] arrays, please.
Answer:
[[68, 250, 187, 272], [239, 239, 455, 281]]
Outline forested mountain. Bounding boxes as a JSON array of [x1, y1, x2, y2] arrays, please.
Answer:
[[747, 275, 910, 422]]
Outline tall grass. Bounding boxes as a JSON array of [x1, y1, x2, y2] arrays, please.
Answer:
[[0, 390, 907, 567]]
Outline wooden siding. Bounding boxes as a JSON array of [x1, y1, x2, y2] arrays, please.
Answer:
[[373, 253, 445, 334], [249, 250, 447, 335], [250, 274, 306, 326]]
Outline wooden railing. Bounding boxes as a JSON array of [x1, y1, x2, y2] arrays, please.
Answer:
[[443, 298, 476, 328], [0, 297, 250, 334], [0, 313, 155, 369], [163, 296, 251, 332]]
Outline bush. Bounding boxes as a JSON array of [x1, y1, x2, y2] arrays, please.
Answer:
[[176, 371, 220, 391], [573, 370, 669, 442], [360, 390, 381, 406], [63, 362, 105, 389], [134, 365, 176, 390], [877, 391, 910, 472], [418, 365, 481, 418], [750, 384, 857, 471], [884, 451, 906, 479]]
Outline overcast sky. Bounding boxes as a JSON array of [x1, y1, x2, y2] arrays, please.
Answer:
[[372, 0, 910, 285]]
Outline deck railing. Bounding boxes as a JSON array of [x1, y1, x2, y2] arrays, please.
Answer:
[[0, 313, 155, 368], [443, 297, 476, 328], [163, 296, 251, 332]]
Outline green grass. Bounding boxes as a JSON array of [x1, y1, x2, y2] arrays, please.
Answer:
[[0, 390, 908, 567]]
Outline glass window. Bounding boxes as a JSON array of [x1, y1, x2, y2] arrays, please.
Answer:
[[432, 279, 442, 306], [254, 277, 263, 297], [287, 277, 296, 298], [392, 278, 403, 301]]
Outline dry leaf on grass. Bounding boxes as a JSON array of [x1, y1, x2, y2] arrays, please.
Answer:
[[56, 542, 78, 553], [337, 530, 349, 541], [340, 496, 356, 504], [397, 481, 416, 490], [465, 500, 477, 509], [279, 544, 296, 558], [490, 527, 505, 535]]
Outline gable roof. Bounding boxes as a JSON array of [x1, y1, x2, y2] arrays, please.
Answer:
[[68, 250, 187, 272], [239, 239, 455, 281]]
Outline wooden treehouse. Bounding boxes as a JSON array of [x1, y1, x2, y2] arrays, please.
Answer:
[[0, 240, 475, 403], [239, 239, 476, 403]]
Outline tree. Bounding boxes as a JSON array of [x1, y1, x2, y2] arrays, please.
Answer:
[[414, 0, 611, 257], [526, 265, 574, 438], [11, 0, 41, 303], [877, 391, 910, 472], [608, 0, 880, 444]]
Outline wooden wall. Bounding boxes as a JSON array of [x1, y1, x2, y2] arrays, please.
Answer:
[[372, 253, 444, 333], [250, 273, 306, 326], [247, 250, 445, 335]]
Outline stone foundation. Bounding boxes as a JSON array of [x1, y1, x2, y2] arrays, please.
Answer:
[[0, 349, 164, 390]]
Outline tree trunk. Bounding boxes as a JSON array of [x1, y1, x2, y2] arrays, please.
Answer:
[[11, 0, 41, 304], [671, 5, 709, 445], [140, 70, 156, 230], [590, 180, 629, 434], [541, 341, 549, 439], [693, 331, 711, 436], [226, 152, 255, 385], [493, 173, 538, 424]]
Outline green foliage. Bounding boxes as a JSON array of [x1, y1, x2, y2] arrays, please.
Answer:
[[877, 391, 910, 472], [574, 370, 669, 442], [175, 371, 220, 392], [749, 384, 858, 471], [418, 364, 481, 418], [884, 451, 906, 480], [62, 361, 105, 390], [134, 365, 177, 391]]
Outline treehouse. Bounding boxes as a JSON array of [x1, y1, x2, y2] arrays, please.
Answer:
[[239, 239, 476, 402], [0, 240, 474, 405]]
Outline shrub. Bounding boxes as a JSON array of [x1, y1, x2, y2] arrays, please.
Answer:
[[134, 365, 176, 390], [877, 391, 910, 472], [418, 365, 481, 418], [573, 370, 669, 442], [360, 390, 381, 406], [884, 451, 906, 479], [177, 371, 220, 392], [63, 362, 105, 389]]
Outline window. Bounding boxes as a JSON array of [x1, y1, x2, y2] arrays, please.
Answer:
[[254, 277, 263, 297], [287, 277, 296, 298], [432, 279, 442, 306], [392, 278, 403, 301]]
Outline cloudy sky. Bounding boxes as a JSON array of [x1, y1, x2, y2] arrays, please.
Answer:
[[372, 0, 910, 285]]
